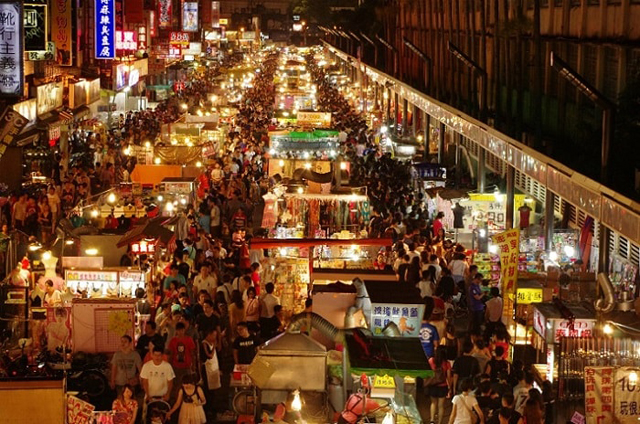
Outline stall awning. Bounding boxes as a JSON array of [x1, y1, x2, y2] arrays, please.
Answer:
[[58, 109, 73, 124], [37, 112, 65, 129], [311, 268, 397, 285], [116, 217, 175, 248], [72, 106, 91, 121], [249, 238, 393, 249], [15, 127, 41, 147], [346, 335, 432, 378]]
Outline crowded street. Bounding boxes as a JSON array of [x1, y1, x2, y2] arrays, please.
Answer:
[[0, 24, 639, 424]]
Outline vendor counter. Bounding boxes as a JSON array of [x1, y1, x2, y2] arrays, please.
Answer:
[[0, 377, 65, 423]]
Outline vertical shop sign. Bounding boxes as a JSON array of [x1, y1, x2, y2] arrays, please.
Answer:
[[51, 0, 71, 65], [24, 2, 47, 52], [0, 2, 23, 96], [157, 0, 171, 28], [182, 2, 198, 32], [201, 0, 211, 25], [95, 0, 115, 59], [585, 366, 614, 424], [114, 0, 123, 30], [149, 10, 156, 36], [211, 1, 219, 27], [614, 367, 640, 423], [491, 228, 520, 318]]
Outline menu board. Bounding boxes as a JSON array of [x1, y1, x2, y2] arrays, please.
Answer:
[[370, 303, 424, 337]]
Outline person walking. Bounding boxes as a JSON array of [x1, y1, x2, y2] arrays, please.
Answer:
[[427, 346, 452, 424], [449, 377, 485, 424], [468, 273, 486, 334]]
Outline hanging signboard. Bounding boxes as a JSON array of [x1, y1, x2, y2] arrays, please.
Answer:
[[114, 0, 123, 30], [584, 366, 615, 424], [24, 2, 47, 52], [51, 0, 72, 65], [370, 303, 424, 337], [95, 0, 116, 59], [182, 2, 198, 32], [0, 2, 23, 96], [69, 80, 87, 109], [115, 30, 137, 50], [490, 228, 520, 317], [87, 78, 101, 104], [36, 81, 64, 115], [0, 107, 28, 159], [158, 0, 171, 28], [11, 98, 37, 129], [211, 1, 219, 27], [27, 40, 54, 61], [149, 10, 156, 36], [170, 31, 190, 47]]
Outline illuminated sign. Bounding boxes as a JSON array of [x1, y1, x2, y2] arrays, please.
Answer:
[[24, 2, 47, 52], [36, 81, 63, 115], [0, 2, 23, 96], [149, 10, 156, 36], [552, 319, 594, 342], [218, 18, 228, 25], [170, 31, 190, 47], [115, 30, 136, 50], [182, 2, 198, 32], [95, 0, 116, 59], [515, 287, 543, 304], [158, 0, 171, 28], [52, 0, 72, 65], [128, 68, 139, 86]]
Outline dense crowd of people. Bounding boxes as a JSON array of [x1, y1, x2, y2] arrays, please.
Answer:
[[3, 45, 559, 424]]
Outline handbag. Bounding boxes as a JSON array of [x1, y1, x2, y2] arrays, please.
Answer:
[[460, 394, 481, 424], [204, 349, 222, 390]]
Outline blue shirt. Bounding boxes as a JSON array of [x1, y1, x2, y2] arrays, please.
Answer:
[[469, 283, 484, 311], [419, 322, 440, 358]]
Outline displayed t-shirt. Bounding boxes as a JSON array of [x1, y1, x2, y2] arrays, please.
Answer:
[[451, 393, 479, 424], [419, 322, 440, 358], [233, 335, 258, 364], [168, 336, 196, 369], [140, 361, 175, 398]]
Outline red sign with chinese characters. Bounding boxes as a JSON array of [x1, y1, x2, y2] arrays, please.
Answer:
[[116, 31, 137, 50], [585, 366, 614, 424]]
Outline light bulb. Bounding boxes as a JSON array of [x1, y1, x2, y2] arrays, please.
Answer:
[[278, 160, 285, 167], [603, 324, 613, 335], [196, 161, 202, 168], [157, 195, 164, 202], [291, 390, 302, 412], [107, 193, 117, 204], [563, 245, 575, 257], [154, 157, 161, 164], [85, 248, 98, 256], [91, 209, 99, 218], [165, 202, 174, 212], [340, 162, 347, 170], [42, 251, 52, 261], [297, 187, 304, 194]]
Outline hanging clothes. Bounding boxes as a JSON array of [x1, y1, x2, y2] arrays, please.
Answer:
[[261, 193, 278, 228]]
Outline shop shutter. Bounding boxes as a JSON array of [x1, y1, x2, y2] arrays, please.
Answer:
[[630, 243, 640, 268]]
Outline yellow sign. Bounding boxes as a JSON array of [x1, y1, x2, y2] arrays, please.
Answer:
[[516, 288, 543, 304], [491, 228, 520, 318], [373, 374, 396, 389], [296, 111, 332, 126], [219, 18, 228, 25]]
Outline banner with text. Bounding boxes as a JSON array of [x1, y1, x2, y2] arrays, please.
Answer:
[[158, 0, 171, 28], [0, 2, 23, 96], [51, 0, 72, 65], [490, 228, 520, 318], [0, 107, 28, 159], [24, 2, 47, 52]]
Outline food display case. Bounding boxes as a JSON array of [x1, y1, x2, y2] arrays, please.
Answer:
[[65, 269, 147, 298]]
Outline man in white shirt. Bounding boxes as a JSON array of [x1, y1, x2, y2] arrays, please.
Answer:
[[216, 274, 234, 304], [260, 283, 280, 319], [140, 346, 175, 401], [193, 263, 217, 298]]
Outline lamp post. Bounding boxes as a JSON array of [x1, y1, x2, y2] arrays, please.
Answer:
[[447, 41, 487, 122], [549, 51, 614, 185]]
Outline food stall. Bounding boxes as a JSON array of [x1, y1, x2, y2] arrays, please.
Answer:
[[343, 335, 428, 423], [250, 238, 392, 317], [531, 301, 596, 385], [64, 269, 146, 298]]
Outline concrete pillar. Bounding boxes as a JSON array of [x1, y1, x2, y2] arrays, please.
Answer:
[[423, 111, 430, 161], [438, 122, 445, 164], [455, 133, 461, 189], [598, 224, 610, 274], [402, 98, 408, 135], [477, 148, 486, 193], [394, 92, 399, 132], [505, 165, 515, 229], [385, 88, 391, 121], [544, 190, 555, 251]]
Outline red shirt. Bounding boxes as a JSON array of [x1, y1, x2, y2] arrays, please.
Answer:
[[168, 336, 196, 369]]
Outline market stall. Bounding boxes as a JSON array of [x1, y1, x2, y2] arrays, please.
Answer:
[[531, 301, 596, 385]]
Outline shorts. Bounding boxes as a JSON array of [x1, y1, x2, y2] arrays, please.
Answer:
[[428, 385, 449, 398]]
